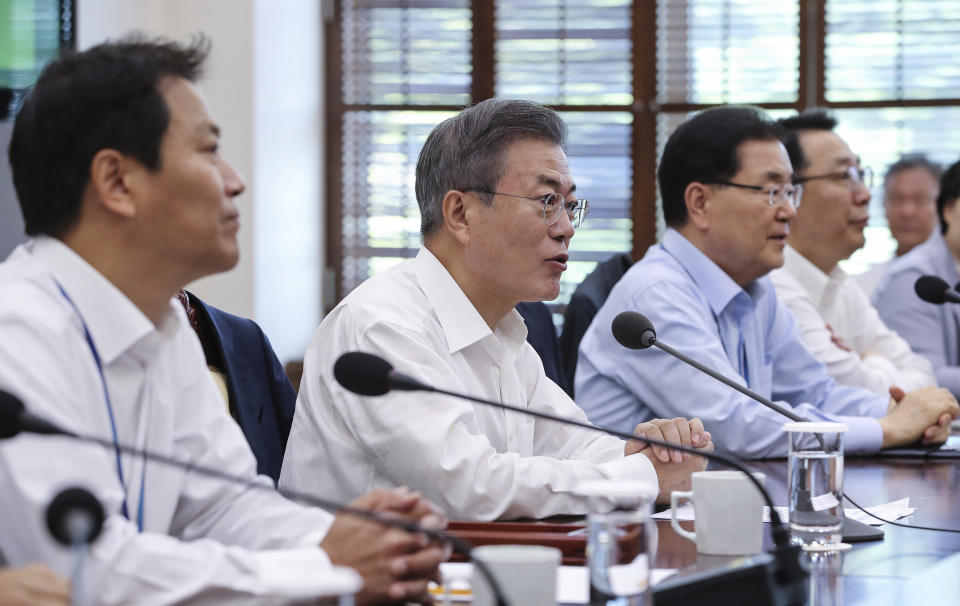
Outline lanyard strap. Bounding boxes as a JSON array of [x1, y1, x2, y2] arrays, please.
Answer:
[[55, 282, 145, 532]]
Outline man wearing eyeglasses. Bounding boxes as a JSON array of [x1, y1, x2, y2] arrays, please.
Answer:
[[857, 155, 942, 296], [770, 111, 938, 400], [280, 98, 713, 520], [575, 106, 956, 458]]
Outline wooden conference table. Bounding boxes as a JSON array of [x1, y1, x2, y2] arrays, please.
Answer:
[[699, 456, 960, 605], [451, 455, 960, 605]]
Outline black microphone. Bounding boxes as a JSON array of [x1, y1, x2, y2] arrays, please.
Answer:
[[611, 311, 891, 544], [333, 351, 809, 606], [334, 352, 431, 395], [46, 487, 105, 547], [915, 275, 960, 304], [0, 390, 63, 438]]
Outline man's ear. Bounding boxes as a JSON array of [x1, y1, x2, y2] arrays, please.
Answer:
[[88, 149, 140, 219], [684, 182, 712, 231], [441, 189, 474, 246]]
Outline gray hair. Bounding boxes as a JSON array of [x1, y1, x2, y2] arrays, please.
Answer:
[[884, 153, 942, 189], [415, 98, 567, 236]]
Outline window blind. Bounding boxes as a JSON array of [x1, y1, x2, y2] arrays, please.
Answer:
[[826, 0, 960, 102], [341, 0, 471, 106], [657, 0, 800, 105]]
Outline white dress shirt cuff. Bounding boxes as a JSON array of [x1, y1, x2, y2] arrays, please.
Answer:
[[254, 548, 362, 599], [598, 450, 659, 485]]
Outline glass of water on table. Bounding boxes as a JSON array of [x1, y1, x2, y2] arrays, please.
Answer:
[[783, 421, 848, 548]]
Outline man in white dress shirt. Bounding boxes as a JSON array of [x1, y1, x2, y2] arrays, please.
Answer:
[[280, 98, 713, 521], [771, 110, 936, 396], [0, 36, 445, 605]]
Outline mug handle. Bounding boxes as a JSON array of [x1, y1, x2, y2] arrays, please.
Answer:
[[670, 490, 697, 542]]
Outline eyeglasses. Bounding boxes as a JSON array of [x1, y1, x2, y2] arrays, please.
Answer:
[[794, 165, 873, 190], [703, 181, 804, 209], [465, 189, 590, 228]]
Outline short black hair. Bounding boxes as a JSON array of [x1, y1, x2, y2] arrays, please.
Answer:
[[937, 158, 960, 235], [658, 106, 785, 228], [8, 34, 209, 237], [776, 108, 838, 174], [885, 153, 942, 189]]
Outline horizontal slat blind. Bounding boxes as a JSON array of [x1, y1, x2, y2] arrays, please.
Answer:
[[341, 0, 471, 106], [340, 110, 456, 293], [494, 0, 634, 308], [494, 0, 632, 105], [657, 0, 800, 105], [557, 111, 633, 303], [826, 0, 960, 102], [338, 0, 471, 296]]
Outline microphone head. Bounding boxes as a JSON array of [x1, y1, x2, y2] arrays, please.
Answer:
[[46, 487, 105, 546], [915, 275, 951, 304], [612, 311, 657, 350], [334, 351, 393, 396], [0, 390, 25, 439]]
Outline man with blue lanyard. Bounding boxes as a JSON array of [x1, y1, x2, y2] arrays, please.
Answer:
[[0, 36, 446, 604], [575, 106, 957, 458]]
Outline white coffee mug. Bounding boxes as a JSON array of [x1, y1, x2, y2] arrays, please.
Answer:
[[468, 544, 560, 606], [670, 470, 765, 555]]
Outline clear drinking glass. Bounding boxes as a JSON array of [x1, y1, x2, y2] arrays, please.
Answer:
[[783, 421, 848, 546], [577, 480, 658, 606]]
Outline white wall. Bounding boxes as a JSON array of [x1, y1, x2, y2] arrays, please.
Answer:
[[76, 0, 324, 363]]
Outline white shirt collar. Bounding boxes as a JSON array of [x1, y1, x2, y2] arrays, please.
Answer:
[[782, 244, 847, 305], [27, 236, 180, 365], [412, 247, 527, 357]]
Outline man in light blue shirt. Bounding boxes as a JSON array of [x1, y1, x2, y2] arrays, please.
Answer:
[[575, 106, 957, 458], [875, 159, 960, 398]]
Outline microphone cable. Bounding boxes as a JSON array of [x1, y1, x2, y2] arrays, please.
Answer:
[[0, 390, 510, 606]]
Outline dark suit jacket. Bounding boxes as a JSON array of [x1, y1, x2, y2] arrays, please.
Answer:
[[516, 301, 566, 389], [187, 292, 297, 485], [559, 252, 633, 396]]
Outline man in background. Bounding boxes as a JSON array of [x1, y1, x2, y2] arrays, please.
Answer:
[[857, 154, 941, 295], [770, 110, 935, 396], [875, 160, 960, 398]]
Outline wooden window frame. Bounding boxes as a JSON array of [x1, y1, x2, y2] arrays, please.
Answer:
[[324, 0, 960, 308]]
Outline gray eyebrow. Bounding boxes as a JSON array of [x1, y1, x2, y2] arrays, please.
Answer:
[[537, 175, 577, 195]]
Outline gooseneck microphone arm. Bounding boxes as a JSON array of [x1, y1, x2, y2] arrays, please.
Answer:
[[0, 392, 484, 573], [610, 312, 804, 422], [332, 351, 809, 604], [658, 339, 807, 421], [0, 391, 510, 606]]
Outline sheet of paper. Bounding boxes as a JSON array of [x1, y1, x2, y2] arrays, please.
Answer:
[[428, 562, 677, 603], [652, 497, 915, 527]]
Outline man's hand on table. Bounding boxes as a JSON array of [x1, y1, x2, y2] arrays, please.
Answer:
[[320, 487, 450, 605]]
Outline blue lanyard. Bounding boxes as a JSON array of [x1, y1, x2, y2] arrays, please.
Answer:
[[56, 282, 145, 532]]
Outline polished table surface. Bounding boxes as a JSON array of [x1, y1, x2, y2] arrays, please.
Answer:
[[653, 456, 960, 606]]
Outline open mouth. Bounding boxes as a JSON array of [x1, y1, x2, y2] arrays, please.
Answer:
[[547, 253, 569, 269]]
